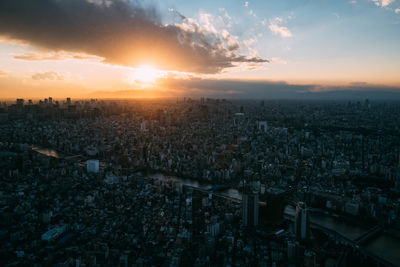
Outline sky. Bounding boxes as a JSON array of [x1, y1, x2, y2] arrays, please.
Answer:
[[0, 0, 399, 99]]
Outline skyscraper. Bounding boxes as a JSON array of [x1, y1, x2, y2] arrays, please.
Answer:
[[242, 190, 259, 227], [295, 202, 309, 240]]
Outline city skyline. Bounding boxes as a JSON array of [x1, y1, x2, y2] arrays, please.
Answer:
[[1, 2, 400, 265], [0, 0, 400, 99]]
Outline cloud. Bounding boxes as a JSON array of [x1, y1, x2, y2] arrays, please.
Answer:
[[14, 51, 94, 61], [218, 8, 232, 21], [0, 74, 89, 98], [269, 18, 292, 38], [349, 81, 369, 86], [243, 38, 257, 46], [371, 0, 395, 7], [0, 69, 8, 76], [32, 71, 63, 81], [15, 53, 64, 61], [88, 77, 400, 100], [136, 78, 315, 98], [244, 2, 249, 7], [395, 8, 400, 13], [381, 0, 395, 7], [0, 0, 267, 74], [221, 30, 240, 51], [271, 57, 287, 64], [372, 0, 380, 6]]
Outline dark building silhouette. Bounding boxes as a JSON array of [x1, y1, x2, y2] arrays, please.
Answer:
[[295, 202, 309, 240], [242, 189, 258, 227]]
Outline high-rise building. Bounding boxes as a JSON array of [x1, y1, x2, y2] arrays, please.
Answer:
[[87, 159, 99, 173], [16, 98, 24, 107], [257, 121, 268, 133], [191, 194, 204, 237], [304, 250, 316, 267], [295, 202, 309, 240], [287, 240, 299, 264], [242, 190, 259, 227], [66, 97, 71, 105], [259, 188, 286, 225], [140, 121, 147, 132]]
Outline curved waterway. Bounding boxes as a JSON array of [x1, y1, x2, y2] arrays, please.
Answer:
[[152, 172, 400, 266], [147, 172, 242, 199], [32, 151, 400, 266], [364, 234, 400, 266], [31, 146, 63, 158], [284, 205, 367, 240]]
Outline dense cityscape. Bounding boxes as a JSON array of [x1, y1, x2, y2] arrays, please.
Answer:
[[1, 97, 399, 266]]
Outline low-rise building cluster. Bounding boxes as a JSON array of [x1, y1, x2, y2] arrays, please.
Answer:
[[1, 97, 400, 266]]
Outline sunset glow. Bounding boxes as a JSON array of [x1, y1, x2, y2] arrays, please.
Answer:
[[131, 65, 163, 86], [0, 0, 399, 99], [1, 2, 400, 265]]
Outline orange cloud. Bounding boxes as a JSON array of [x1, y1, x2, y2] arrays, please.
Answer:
[[0, 0, 267, 74], [32, 71, 63, 81], [14, 51, 94, 61]]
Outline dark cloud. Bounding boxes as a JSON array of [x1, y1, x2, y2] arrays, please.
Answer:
[[0, 0, 268, 73], [159, 78, 400, 100], [32, 71, 63, 81], [161, 78, 312, 98]]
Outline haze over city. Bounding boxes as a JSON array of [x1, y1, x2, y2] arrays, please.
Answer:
[[0, 0, 400, 99]]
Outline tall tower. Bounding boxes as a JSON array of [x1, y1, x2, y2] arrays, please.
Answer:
[[295, 202, 309, 240], [242, 189, 259, 227]]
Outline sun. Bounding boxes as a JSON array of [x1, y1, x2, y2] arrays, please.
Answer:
[[132, 65, 162, 85]]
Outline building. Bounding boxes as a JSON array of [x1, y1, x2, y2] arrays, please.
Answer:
[[140, 121, 147, 132], [345, 201, 359, 216], [304, 250, 316, 267], [233, 112, 244, 126], [41, 224, 68, 242], [16, 98, 24, 106], [242, 190, 259, 227], [259, 188, 286, 225], [257, 121, 268, 133], [295, 202, 309, 240], [192, 194, 204, 237], [87, 159, 99, 173], [287, 240, 299, 264]]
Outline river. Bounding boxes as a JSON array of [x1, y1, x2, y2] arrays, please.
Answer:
[[364, 234, 400, 266], [32, 150, 400, 266], [31, 146, 63, 158], [147, 172, 242, 199], [152, 173, 400, 266], [284, 205, 367, 240]]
